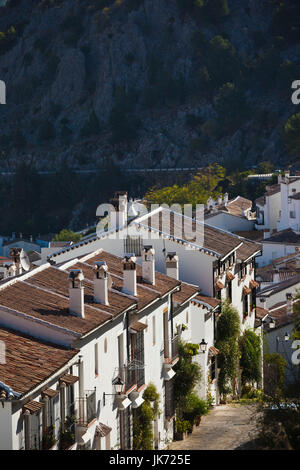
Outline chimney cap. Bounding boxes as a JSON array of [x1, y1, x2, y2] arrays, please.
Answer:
[[69, 269, 84, 282], [166, 252, 178, 261], [143, 245, 155, 254], [94, 261, 108, 271]]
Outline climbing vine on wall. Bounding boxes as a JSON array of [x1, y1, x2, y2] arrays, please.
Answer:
[[132, 383, 160, 450]]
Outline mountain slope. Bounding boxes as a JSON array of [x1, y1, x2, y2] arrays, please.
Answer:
[[0, 0, 299, 171]]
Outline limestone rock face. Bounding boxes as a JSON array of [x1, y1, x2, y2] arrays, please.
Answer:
[[0, 0, 298, 170]]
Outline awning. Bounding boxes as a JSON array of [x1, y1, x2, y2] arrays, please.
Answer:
[[23, 400, 44, 415], [59, 374, 79, 386], [216, 280, 224, 290], [116, 395, 131, 411], [163, 368, 176, 381], [250, 279, 259, 289], [131, 395, 144, 409], [226, 271, 235, 281], [42, 388, 59, 399], [209, 346, 219, 356], [78, 429, 92, 445], [129, 321, 147, 333], [243, 286, 251, 295], [95, 423, 112, 438]]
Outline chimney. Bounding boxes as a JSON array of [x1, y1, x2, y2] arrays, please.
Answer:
[[4, 262, 16, 278], [69, 269, 85, 318], [263, 229, 270, 239], [224, 193, 229, 205], [9, 247, 23, 275], [93, 261, 109, 305], [123, 254, 137, 296], [110, 191, 128, 230], [166, 252, 179, 280], [142, 246, 155, 285], [217, 194, 222, 206], [286, 293, 293, 316], [273, 270, 280, 284], [258, 297, 267, 310]]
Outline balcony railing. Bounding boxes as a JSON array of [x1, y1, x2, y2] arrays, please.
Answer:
[[119, 358, 145, 392], [77, 390, 96, 427]]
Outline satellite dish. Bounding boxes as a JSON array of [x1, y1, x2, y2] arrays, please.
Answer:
[[20, 250, 30, 272]]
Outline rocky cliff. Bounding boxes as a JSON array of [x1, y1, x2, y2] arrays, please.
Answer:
[[0, 0, 299, 171]]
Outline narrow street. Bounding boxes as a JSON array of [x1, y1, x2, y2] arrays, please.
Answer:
[[168, 404, 259, 450]]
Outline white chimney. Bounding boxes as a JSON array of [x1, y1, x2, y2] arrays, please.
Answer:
[[69, 269, 85, 318], [123, 254, 137, 296], [9, 247, 23, 275], [224, 193, 229, 205], [4, 262, 16, 278], [263, 229, 270, 239], [166, 252, 179, 280], [258, 297, 267, 310], [142, 246, 155, 285], [217, 194, 222, 206], [286, 293, 293, 316], [273, 270, 280, 284], [93, 261, 109, 305], [110, 192, 128, 230], [206, 197, 213, 210]]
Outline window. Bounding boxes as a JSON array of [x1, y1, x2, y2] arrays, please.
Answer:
[[186, 310, 189, 324], [290, 211, 296, 219], [152, 316, 156, 345], [104, 337, 107, 354], [124, 236, 142, 256], [94, 343, 99, 376]]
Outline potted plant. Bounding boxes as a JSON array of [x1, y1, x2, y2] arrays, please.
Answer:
[[42, 425, 56, 450]]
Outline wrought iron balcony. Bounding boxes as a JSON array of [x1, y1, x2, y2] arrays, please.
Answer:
[[119, 359, 145, 392], [77, 390, 96, 427]]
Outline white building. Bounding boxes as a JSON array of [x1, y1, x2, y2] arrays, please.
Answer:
[[205, 194, 256, 233], [258, 229, 300, 267], [277, 171, 300, 232], [1, 245, 226, 450], [255, 184, 281, 233]]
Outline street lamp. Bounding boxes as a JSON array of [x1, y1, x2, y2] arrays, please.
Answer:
[[103, 376, 124, 406], [284, 332, 290, 342], [269, 318, 275, 329], [199, 339, 208, 354]]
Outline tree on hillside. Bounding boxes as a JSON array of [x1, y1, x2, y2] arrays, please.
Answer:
[[284, 113, 300, 157], [53, 229, 82, 242]]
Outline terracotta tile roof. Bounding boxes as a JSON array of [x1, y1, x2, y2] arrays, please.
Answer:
[[136, 208, 242, 258], [209, 346, 219, 356], [23, 400, 44, 414], [266, 301, 299, 329], [255, 196, 265, 206], [226, 270, 235, 281], [194, 295, 221, 308], [236, 238, 261, 262], [130, 321, 147, 332], [255, 184, 280, 206], [96, 423, 112, 437], [257, 275, 300, 297], [243, 286, 251, 295], [59, 374, 79, 386], [42, 388, 59, 398], [0, 327, 78, 396], [264, 229, 300, 245], [216, 280, 224, 290], [0, 274, 113, 335], [250, 280, 259, 288], [224, 196, 252, 217], [256, 306, 269, 319], [79, 251, 180, 311], [173, 283, 198, 304], [233, 231, 263, 242]]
